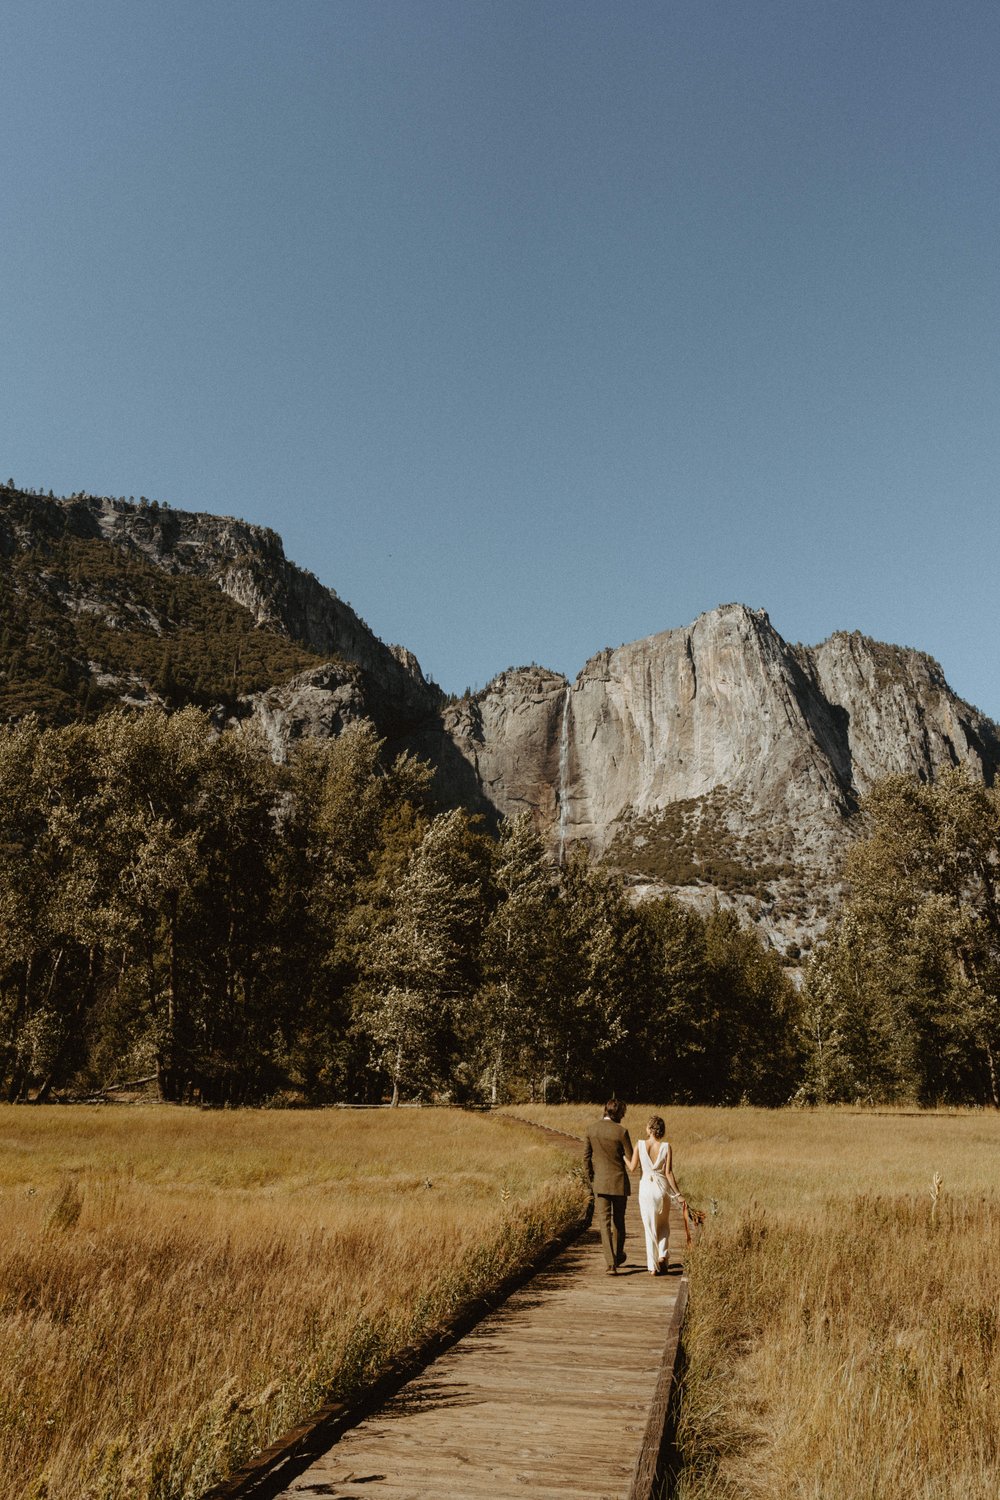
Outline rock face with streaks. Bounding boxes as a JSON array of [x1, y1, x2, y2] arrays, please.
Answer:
[[232, 662, 370, 761], [423, 667, 571, 826], [423, 605, 1000, 946], [437, 605, 998, 837]]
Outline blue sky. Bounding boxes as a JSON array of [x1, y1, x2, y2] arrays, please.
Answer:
[[4, 2, 999, 711]]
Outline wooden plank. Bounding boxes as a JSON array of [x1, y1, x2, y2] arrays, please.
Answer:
[[213, 1120, 692, 1500], [199, 1188, 593, 1500], [289, 1462, 635, 1495], [272, 1187, 688, 1500], [628, 1277, 690, 1500], [295, 1448, 641, 1475]]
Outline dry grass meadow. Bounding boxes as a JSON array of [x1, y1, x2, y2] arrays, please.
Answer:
[[0, 1105, 586, 1500], [512, 1104, 1000, 1500]]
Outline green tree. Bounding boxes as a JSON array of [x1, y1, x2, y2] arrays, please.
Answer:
[[633, 895, 712, 1100], [0, 715, 138, 1100], [792, 957, 853, 1104], [473, 813, 553, 1103], [0, 708, 288, 1103], [814, 770, 1000, 1105], [701, 905, 801, 1104], [360, 809, 488, 1104], [534, 852, 648, 1101], [271, 723, 432, 1100]]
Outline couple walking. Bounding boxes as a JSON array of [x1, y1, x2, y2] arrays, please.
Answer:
[[584, 1099, 683, 1275]]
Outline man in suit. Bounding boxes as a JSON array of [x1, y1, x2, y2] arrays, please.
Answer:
[[584, 1099, 633, 1274]]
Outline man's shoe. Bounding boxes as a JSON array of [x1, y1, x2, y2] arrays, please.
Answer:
[[605, 1265, 618, 1275], [615, 1252, 627, 1266]]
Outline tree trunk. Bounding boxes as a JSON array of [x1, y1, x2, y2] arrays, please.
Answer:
[[158, 890, 180, 1102], [44, 947, 65, 1004], [985, 1038, 1000, 1110], [390, 1042, 403, 1106], [491, 1022, 506, 1107], [168, 890, 178, 1041]]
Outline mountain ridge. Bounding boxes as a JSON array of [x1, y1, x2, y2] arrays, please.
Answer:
[[3, 483, 997, 951], [0, 483, 437, 731]]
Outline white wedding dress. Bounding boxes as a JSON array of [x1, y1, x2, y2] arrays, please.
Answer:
[[637, 1139, 672, 1272]]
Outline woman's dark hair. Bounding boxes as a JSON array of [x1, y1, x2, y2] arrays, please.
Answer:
[[647, 1115, 665, 1139], [604, 1098, 625, 1123]]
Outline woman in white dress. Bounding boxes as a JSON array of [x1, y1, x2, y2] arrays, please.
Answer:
[[626, 1115, 683, 1275]]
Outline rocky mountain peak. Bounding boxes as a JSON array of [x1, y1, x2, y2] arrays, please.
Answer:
[[413, 601, 1000, 951]]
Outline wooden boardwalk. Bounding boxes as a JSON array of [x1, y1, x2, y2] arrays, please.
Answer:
[[274, 1189, 686, 1500]]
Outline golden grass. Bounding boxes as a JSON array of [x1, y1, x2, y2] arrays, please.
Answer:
[[0, 1106, 586, 1500], [511, 1104, 1000, 1499]]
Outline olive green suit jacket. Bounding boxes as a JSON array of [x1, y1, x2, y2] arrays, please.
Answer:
[[584, 1117, 633, 1197]]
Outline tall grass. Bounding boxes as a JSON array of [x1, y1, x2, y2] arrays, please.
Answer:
[[512, 1104, 1000, 1498], [0, 1106, 586, 1500]]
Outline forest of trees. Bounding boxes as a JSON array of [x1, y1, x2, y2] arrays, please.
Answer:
[[2, 709, 998, 1108], [799, 770, 1000, 1107], [0, 709, 801, 1106]]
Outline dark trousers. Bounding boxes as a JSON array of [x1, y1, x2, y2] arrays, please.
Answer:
[[595, 1192, 627, 1268]]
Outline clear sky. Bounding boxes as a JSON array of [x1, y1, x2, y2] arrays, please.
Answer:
[[4, 2, 999, 711]]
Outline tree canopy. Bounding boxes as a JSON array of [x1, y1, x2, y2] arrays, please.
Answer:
[[0, 709, 798, 1106], [800, 770, 1000, 1105]]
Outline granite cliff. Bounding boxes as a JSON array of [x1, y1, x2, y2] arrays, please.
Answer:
[[3, 486, 997, 949], [415, 605, 1000, 948]]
